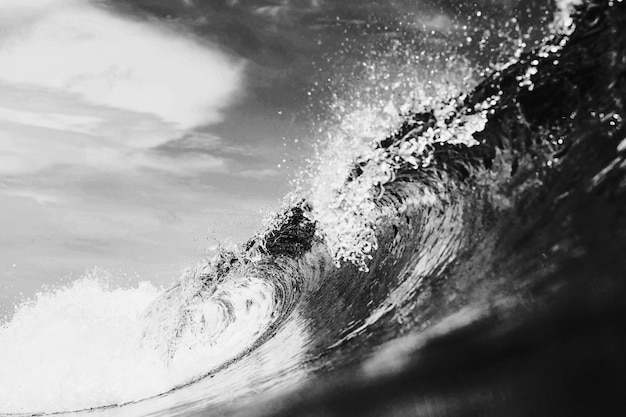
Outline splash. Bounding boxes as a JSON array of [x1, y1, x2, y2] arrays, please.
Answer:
[[307, 48, 493, 270], [305, 0, 601, 270]]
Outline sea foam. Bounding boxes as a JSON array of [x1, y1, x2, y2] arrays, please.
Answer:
[[0, 266, 276, 414]]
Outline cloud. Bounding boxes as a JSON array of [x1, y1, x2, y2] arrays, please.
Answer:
[[1, 188, 63, 206], [0, 93, 206, 176], [0, 0, 245, 176], [0, 0, 244, 129], [238, 168, 282, 179]]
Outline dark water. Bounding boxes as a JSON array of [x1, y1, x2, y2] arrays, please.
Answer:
[[155, 1, 626, 415], [5, 1, 626, 416]]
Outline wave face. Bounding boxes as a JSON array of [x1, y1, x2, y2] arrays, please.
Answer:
[[2, 0, 626, 415]]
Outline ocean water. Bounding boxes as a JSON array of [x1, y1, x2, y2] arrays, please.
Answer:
[[2, 0, 626, 416]]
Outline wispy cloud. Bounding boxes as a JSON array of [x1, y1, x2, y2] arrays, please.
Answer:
[[238, 168, 282, 179]]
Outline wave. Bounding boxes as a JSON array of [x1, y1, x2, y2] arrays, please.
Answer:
[[2, 0, 626, 415]]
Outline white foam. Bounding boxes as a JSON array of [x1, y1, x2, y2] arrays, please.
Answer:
[[0, 264, 278, 414], [0, 275, 166, 413]]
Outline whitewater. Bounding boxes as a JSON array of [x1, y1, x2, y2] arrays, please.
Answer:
[[2, 0, 626, 415], [0, 276, 166, 411]]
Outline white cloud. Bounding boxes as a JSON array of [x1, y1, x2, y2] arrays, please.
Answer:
[[0, 0, 245, 176], [0, 0, 244, 130]]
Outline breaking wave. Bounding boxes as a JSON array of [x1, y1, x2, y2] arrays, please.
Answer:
[[1, 1, 626, 415]]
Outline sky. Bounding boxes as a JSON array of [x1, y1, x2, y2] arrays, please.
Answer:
[[0, 0, 548, 317]]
